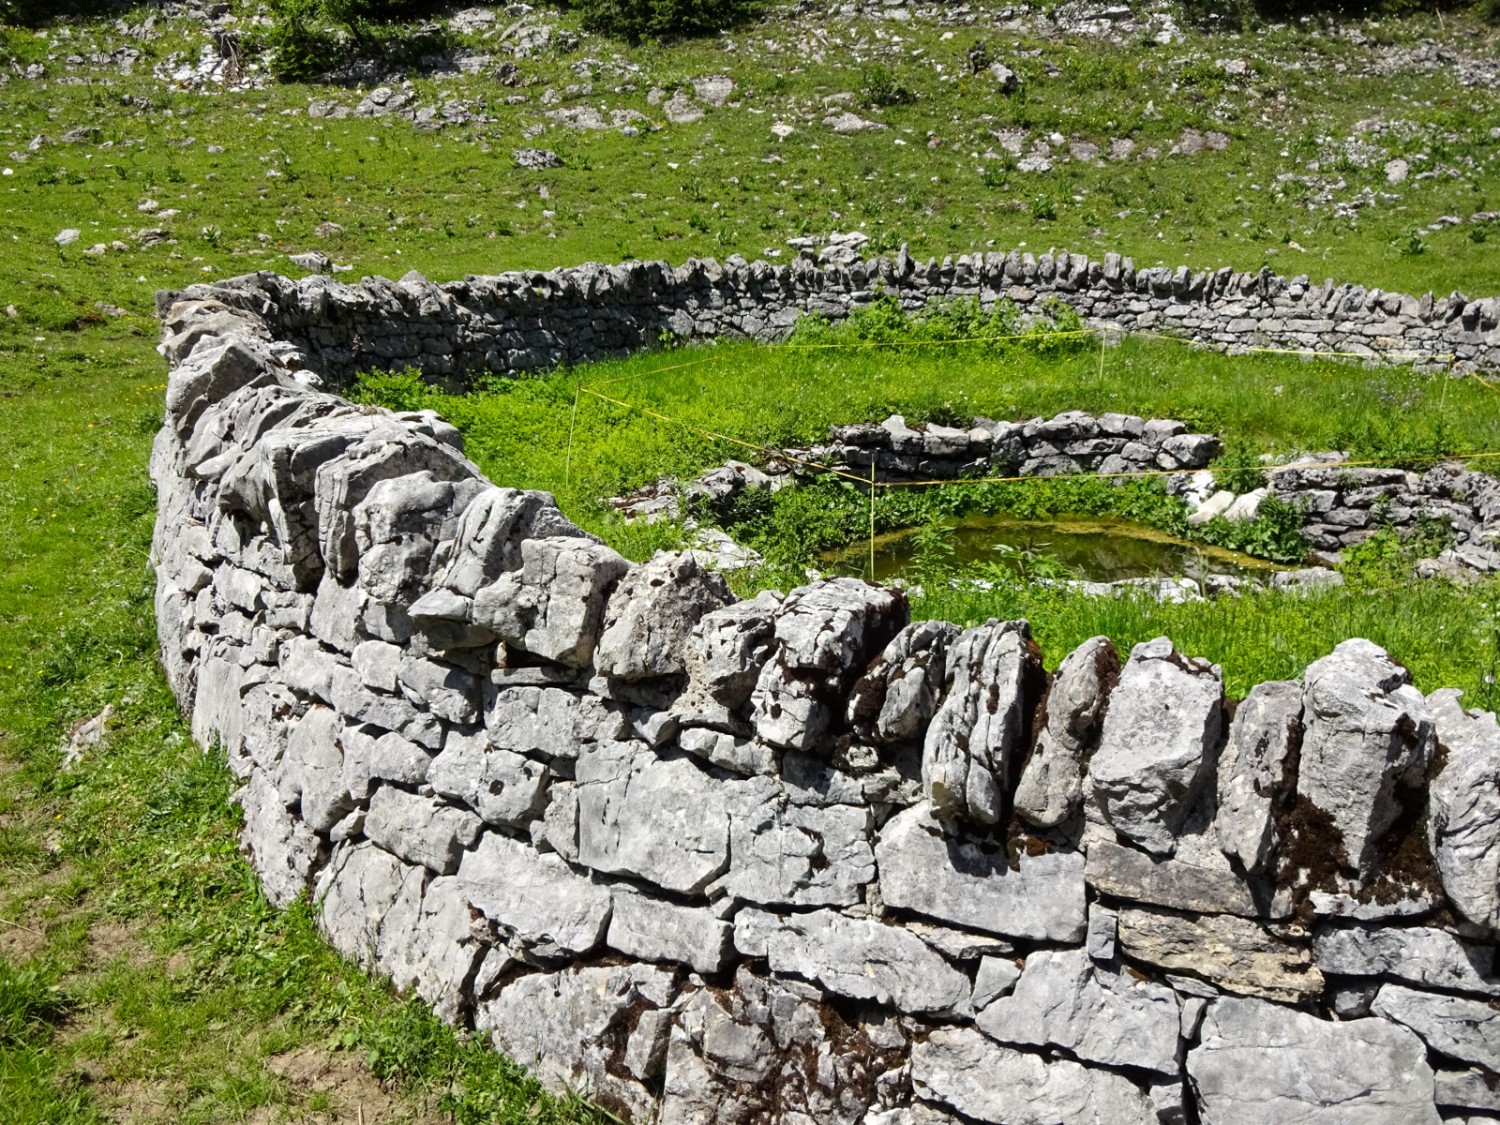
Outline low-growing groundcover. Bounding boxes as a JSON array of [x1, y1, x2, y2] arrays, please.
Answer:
[[1, 0, 1499, 1118]]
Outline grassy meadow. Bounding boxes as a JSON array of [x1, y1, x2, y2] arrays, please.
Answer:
[[1, 0, 1499, 1120]]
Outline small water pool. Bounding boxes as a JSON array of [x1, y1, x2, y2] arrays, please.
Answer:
[[825, 514, 1289, 584]]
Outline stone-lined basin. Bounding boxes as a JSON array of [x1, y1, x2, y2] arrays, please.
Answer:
[[824, 513, 1288, 584]]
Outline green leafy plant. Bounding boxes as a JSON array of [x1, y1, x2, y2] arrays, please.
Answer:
[[567, 0, 762, 42], [860, 64, 916, 107]]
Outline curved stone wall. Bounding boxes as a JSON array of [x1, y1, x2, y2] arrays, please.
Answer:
[[157, 247, 1500, 386], [151, 278, 1500, 1125]]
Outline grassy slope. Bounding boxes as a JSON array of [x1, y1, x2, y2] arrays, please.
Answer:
[[0, 2, 1498, 1121]]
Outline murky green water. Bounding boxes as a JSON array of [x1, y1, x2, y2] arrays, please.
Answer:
[[825, 514, 1287, 584]]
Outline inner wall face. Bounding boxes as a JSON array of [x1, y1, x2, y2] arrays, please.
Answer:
[[160, 248, 1500, 388], [150, 257, 1500, 1125]]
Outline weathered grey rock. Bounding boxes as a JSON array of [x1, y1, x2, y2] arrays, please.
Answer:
[[427, 726, 549, 826], [1313, 924, 1500, 996], [971, 955, 1022, 1010], [575, 739, 730, 894], [876, 804, 1086, 942], [922, 620, 1040, 824], [751, 579, 906, 752], [478, 964, 675, 1124], [474, 537, 631, 667], [1117, 906, 1322, 1002], [607, 888, 733, 974], [397, 654, 481, 726], [384, 874, 494, 1024], [486, 684, 625, 760], [1090, 637, 1224, 856], [1371, 983, 1500, 1071], [363, 786, 483, 875], [1433, 1068, 1500, 1113], [231, 769, 326, 908], [1300, 639, 1435, 875], [978, 947, 1181, 1075], [718, 785, 875, 907], [1014, 635, 1118, 828], [595, 551, 733, 680], [846, 620, 959, 745], [679, 590, 782, 712], [1187, 996, 1441, 1125], [277, 705, 350, 834], [428, 485, 586, 598], [457, 830, 611, 961], [756, 909, 969, 1014], [1087, 905, 1118, 961], [913, 1026, 1164, 1125], [340, 723, 432, 800], [1086, 839, 1291, 919], [354, 471, 483, 609], [1425, 688, 1500, 932], [1216, 680, 1303, 874], [315, 841, 428, 972], [676, 726, 777, 776]]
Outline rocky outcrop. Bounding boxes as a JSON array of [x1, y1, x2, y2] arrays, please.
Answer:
[[152, 276, 1500, 1125]]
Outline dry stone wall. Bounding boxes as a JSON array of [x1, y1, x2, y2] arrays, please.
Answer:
[[152, 280, 1500, 1125], [158, 246, 1500, 387]]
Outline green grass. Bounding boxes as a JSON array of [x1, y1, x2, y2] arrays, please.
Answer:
[[1, 0, 1499, 1119]]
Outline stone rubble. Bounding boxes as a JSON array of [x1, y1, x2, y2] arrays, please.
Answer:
[[153, 267, 1500, 1125]]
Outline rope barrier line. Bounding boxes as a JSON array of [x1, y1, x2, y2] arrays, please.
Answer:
[[570, 328, 1467, 408], [1463, 367, 1500, 395], [875, 450, 1500, 489], [579, 386, 874, 486], [583, 380, 1500, 495]]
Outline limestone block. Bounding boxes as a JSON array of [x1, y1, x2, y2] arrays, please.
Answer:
[[1090, 637, 1223, 856], [429, 486, 588, 597], [1014, 635, 1118, 828], [977, 947, 1181, 1075], [354, 471, 482, 608], [474, 536, 631, 668], [876, 804, 1086, 942], [478, 964, 676, 1125], [427, 726, 549, 826], [575, 739, 731, 894], [1313, 924, 1500, 997], [1300, 639, 1435, 876], [922, 620, 1041, 824], [912, 1026, 1164, 1125], [607, 888, 733, 974], [756, 909, 969, 1014], [486, 685, 627, 761], [314, 841, 427, 970], [277, 705, 350, 833], [1216, 680, 1303, 874], [396, 654, 481, 726], [340, 723, 432, 800], [679, 590, 782, 712], [1371, 983, 1500, 1071], [1117, 906, 1322, 1003], [363, 786, 483, 875], [457, 831, 612, 961], [718, 786, 875, 907], [595, 551, 733, 680], [676, 726, 777, 776], [1186, 997, 1440, 1125], [970, 956, 1022, 1011], [231, 769, 326, 908], [1425, 688, 1500, 932], [846, 620, 959, 745], [1086, 839, 1291, 919]]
